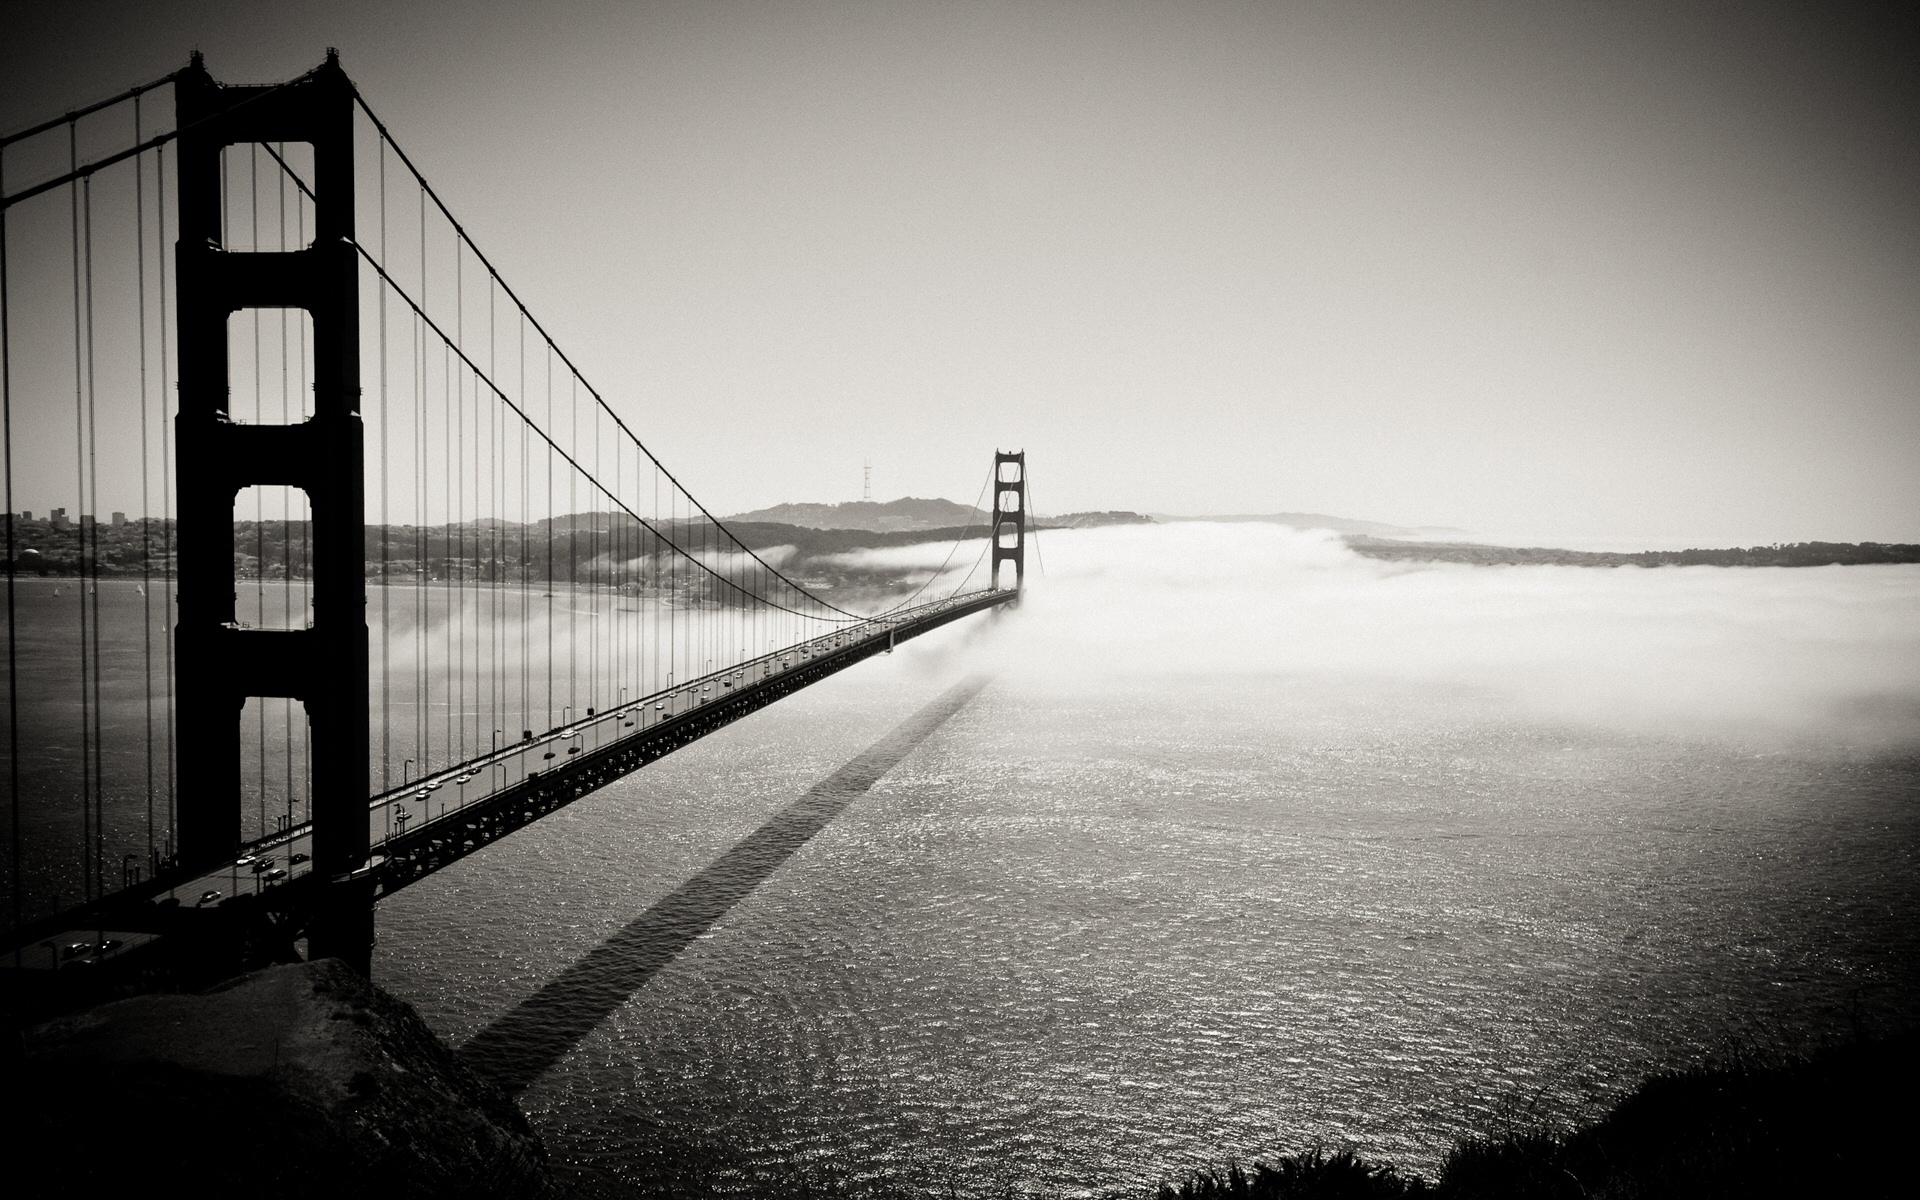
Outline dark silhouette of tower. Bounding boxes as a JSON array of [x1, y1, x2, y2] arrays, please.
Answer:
[[173, 51, 372, 970], [992, 450, 1025, 592]]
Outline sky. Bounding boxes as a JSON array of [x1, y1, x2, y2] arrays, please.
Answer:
[[3, 1, 1917, 543]]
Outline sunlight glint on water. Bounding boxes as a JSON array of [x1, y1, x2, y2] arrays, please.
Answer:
[[370, 526, 1920, 1195]]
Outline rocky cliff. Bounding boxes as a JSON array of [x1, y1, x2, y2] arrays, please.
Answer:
[[12, 959, 554, 1198]]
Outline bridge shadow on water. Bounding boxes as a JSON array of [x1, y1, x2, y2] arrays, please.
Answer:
[[460, 675, 991, 1095]]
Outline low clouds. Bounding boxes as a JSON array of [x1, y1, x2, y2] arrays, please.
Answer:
[[913, 523, 1920, 746]]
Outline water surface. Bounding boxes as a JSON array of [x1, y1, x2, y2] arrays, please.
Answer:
[[372, 528, 1920, 1195]]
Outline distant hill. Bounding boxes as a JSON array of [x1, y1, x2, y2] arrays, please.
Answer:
[[1157, 512, 1465, 538], [1044, 511, 1154, 529], [725, 497, 987, 533]]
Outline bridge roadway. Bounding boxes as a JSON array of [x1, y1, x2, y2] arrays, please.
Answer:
[[6, 587, 1015, 970]]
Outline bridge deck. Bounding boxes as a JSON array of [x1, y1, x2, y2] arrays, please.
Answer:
[[5, 588, 1013, 968]]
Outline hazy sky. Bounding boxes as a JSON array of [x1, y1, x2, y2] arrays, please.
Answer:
[[4, 1, 1916, 541]]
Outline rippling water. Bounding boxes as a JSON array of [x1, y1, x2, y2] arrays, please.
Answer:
[[373, 529, 1920, 1196]]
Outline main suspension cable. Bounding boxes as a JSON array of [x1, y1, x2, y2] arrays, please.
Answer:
[[2, 67, 323, 211], [260, 137, 1001, 628], [351, 241, 858, 622], [343, 91, 867, 618], [876, 460, 998, 613]]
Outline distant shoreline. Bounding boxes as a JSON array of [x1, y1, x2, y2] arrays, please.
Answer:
[[10, 509, 1914, 578], [1344, 535, 1920, 568]]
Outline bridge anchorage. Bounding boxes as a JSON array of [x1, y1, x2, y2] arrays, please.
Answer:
[[0, 52, 1026, 1000]]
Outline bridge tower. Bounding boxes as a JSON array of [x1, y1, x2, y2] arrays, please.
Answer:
[[991, 451, 1026, 592], [173, 52, 372, 969]]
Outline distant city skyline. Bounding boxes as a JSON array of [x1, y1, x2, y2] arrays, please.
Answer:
[[4, 1, 1916, 543]]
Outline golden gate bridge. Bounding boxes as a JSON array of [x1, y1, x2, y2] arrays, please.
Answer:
[[0, 52, 1026, 992]]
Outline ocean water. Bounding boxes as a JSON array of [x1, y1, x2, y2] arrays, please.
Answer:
[[367, 525, 1920, 1196]]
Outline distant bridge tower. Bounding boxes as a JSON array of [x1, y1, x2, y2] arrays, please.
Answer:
[[173, 52, 372, 970], [991, 451, 1026, 591]]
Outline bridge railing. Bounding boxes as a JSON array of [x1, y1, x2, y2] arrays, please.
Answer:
[[355, 585, 1012, 851], [102, 585, 1012, 922]]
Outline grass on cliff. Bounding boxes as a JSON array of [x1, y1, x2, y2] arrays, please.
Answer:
[[1155, 1034, 1913, 1199]]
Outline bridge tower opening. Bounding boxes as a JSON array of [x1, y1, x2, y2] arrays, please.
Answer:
[[991, 451, 1026, 592], [173, 51, 372, 970]]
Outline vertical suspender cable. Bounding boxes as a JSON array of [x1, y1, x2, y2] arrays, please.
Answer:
[[136, 100, 155, 872], [487, 274, 495, 752], [278, 143, 293, 834], [291, 146, 306, 823], [489, 280, 498, 755], [1025, 467, 1046, 577], [297, 145, 313, 823], [521, 317, 529, 742], [453, 229, 462, 763], [251, 143, 266, 841], [83, 170, 104, 904], [442, 256, 451, 764], [615, 432, 621, 709], [564, 374, 572, 721], [587, 389, 594, 714], [417, 181, 428, 777], [545, 345, 552, 728], [0, 140, 18, 943], [69, 127, 93, 904], [157, 139, 174, 864], [378, 135, 390, 795]]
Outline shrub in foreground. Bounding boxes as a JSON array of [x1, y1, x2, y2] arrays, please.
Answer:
[[1155, 1034, 1914, 1200], [1155, 1149, 1424, 1200]]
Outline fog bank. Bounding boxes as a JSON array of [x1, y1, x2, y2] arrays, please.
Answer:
[[893, 523, 1920, 746]]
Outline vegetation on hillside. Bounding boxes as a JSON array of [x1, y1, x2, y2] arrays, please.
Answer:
[[724, 496, 987, 532], [1050, 510, 1154, 528], [1154, 1034, 1914, 1199]]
